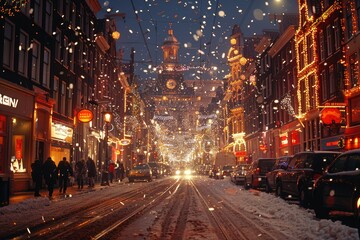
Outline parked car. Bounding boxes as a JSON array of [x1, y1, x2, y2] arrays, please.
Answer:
[[230, 164, 251, 185], [148, 162, 161, 178], [312, 149, 360, 233], [265, 156, 293, 193], [244, 158, 276, 190], [128, 163, 153, 182], [209, 167, 224, 179], [222, 165, 235, 177], [275, 151, 341, 207]]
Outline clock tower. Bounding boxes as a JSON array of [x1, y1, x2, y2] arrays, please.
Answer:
[[159, 26, 185, 94]]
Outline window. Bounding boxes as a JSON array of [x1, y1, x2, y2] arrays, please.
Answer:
[[63, 36, 68, 67], [21, 1, 31, 16], [321, 70, 328, 101], [346, 4, 353, 39], [306, 34, 313, 64], [334, 19, 341, 50], [329, 65, 336, 96], [55, 28, 61, 61], [357, 0, 360, 31], [3, 20, 14, 70], [299, 41, 305, 70], [61, 81, 66, 115], [33, 0, 42, 26], [349, 53, 358, 88], [18, 30, 28, 76], [328, 155, 347, 173], [326, 25, 333, 56], [79, 5, 84, 33], [67, 85, 73, 117], [42, 48, 51, 88], [64, 0, 70, 21], [319, 31, 325, 61], [300, 80, 306, 113], [31, 41, 40, 83], [71, 2, 76, 29], [44, 0, 53, 34], [57, 0, 63, 15], [309, 75, 316, 109], [53, 76, 59, 112]]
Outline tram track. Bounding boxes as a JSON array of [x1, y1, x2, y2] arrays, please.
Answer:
[[7, 178, 179, 240]]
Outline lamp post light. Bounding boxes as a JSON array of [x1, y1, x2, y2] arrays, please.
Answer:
[[101, 111, 112, 186]]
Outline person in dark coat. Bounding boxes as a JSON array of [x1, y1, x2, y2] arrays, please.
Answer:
[[57, 157, 73, 194], [86, 157, 96, 187], [118, 162, 125, 182], [75, 159, 86, 189], [31, 159, 42, 197], [42, 157, 57, 199]]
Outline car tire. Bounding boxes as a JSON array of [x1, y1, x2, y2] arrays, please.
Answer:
[[275, 182, 284, 198], [299, 186, 309, 208], [314, 205, 330, 219], [265, 180, 271, 193], [244, 178, 250, 190]]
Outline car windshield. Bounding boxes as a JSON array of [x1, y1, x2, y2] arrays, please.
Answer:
[[309, 153, 340, 172], [133, 164, 149, 170]]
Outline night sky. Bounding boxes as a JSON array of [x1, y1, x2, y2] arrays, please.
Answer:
[[97, 0, 299, 82]]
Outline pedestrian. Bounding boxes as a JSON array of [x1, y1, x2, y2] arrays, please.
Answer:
[[42, 157, 57, 199], [118, 162, 125, 182], [108, 161, 115, 183], [86, 157, 97, 187], [31, 159, 42, 197], [58, 157, 73, 194], [75, 159, 86, 189]]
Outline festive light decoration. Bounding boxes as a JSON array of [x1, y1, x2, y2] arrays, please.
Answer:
[[111, 31, 120, 40], [0, 0, 28, 18]]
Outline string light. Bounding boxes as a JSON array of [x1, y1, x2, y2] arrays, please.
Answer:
[[0, 0, 28, 18]]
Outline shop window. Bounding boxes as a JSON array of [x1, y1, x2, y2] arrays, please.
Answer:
[[10, 118, 31, 173]]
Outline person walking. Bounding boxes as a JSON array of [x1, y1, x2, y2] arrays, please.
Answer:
[[58, 157, 73, 194], [86, 157, 96, 187], [118, 162, 125, 182], [42, 157, 57, 199], [31, 159, 42, 197], [75, 159, 86, 189], [108, 161, 115, 183]]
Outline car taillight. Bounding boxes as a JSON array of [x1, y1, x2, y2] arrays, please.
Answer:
[[255, 167, 260, 175]]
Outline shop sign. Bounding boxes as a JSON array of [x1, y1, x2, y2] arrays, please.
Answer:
[[0, 83, 34, 118], [320, 108, 341, 125], [51, 122, 73, 143], [321, 136, 343, 150], [280, 134, 288, 148], [235, 151, 246, 157], [77, 109, 93, 123]]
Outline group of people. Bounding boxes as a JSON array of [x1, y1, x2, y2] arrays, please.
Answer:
[[31, 156, 97, 198]]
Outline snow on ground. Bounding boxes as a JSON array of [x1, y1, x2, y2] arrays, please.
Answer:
[[0, 176, 359, 239]]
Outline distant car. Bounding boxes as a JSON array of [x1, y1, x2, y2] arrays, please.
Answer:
[[222, 165, 235, 177], [265, 156, 293, 193], [230, 164, 250, 185], [275, 151, 341, 207], [128, 163, 153, 182], [312, 149, 360, 233], [148, 162, 161, 178], [209, 167, 224, 179], [244, 158, 276, 190]]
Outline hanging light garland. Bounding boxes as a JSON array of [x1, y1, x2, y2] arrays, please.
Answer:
[[0, 0, 28, 18]]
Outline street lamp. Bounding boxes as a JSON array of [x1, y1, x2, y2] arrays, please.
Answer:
[[101, 111, 112, 186]]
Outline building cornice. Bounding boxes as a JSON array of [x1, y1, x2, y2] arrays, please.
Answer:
[[268, 25, 296, 57]]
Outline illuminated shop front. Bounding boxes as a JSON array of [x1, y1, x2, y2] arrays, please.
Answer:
[[50, 122, 73, 166], [0, 81, 35, 192]]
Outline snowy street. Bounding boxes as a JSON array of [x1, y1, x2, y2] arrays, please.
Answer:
[[0, 175, 359, 240]]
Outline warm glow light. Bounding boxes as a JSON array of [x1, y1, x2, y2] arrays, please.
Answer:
[[104, 112, 112, 123], [230, 38, 237, 45], [112, 31, 120, 40]]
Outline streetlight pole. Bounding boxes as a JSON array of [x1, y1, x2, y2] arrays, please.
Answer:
[[101, 111, 112, 186]]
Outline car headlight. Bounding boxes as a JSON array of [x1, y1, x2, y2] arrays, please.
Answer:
[[184, 169, 191, 175], [175, 170, 181, 175]]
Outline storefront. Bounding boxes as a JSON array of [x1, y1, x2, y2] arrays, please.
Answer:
[[0, 81, 35, 192], [50, 122, 73, 166]]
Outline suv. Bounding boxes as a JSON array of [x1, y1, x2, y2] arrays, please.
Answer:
[[244, 158, 276, 190], [312, 149, 360, 231], [265, 155, 293, 193], [275, 151, 341, 207]]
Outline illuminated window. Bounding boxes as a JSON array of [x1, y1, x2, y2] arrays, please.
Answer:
[[350, 53, 359, 88]]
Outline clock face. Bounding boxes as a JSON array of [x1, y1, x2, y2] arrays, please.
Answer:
[[166, 79, 177, 90]]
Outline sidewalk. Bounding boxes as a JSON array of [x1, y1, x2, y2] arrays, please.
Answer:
[[9, 179, 127, 205]]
